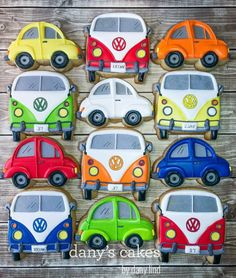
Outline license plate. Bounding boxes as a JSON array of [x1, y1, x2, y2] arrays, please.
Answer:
[[108, 184, 123, 192], [31, 245, 47, 253], [185, 245, 200, 254], [110, 62, 126, 73], [182, 122, 197, 131], [34, 124, 49, 132]]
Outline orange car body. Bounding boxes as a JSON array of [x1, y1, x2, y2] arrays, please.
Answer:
[[153, 20, 229, 66]]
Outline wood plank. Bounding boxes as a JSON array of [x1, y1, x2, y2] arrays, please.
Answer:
[[1, 92, 236, 134], [0, 7, 235, 49], [2, 0, 236, 8], [1, 52, 236, 93], [0, 222, 235, 267]]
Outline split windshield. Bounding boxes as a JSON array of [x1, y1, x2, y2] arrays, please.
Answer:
[[94, 17, 143, 32]]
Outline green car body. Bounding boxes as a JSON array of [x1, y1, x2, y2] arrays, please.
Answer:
[[76, 196, 154, 249], [9, 71, 76, 141]]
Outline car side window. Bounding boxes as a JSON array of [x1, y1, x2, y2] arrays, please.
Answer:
[[171, 26, 188, 39], [116, 82, 133, 95], [170, 143, 189, 158], [118, 202, 132, 219], [194, 143, 212, 158], [93, 83, 111, 95], [17, 142, 35, 157], [22, 27, 39, 39], [41, 76, 66, 91], [45, 27, 61, 39], [41, 141, 59, 158], [193, 25, 205, 39], [93, 202, 113, 219], [205, 30, 211, 39]]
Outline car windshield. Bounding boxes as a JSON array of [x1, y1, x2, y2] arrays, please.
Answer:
[[166, 195, 218, 212], [93, 17, 143, 32], [14, 195, 65, 212], [15, 76, 66, 91], [90, 134, 141, 150], [164, 74, 214, 90]]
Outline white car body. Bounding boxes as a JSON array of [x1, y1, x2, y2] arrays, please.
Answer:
[[78, 78, 153, 123]]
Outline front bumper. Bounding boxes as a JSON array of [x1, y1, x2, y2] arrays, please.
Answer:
[[81, 180, 148, 192], [86, 60, 148, 74], [10, 121, 74, 133], [10, 242, 71, 253], [157, 119, 220, 132], [159, 242, 224, 256]]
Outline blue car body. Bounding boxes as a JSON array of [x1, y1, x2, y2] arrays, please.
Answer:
[[152, 138, 230, 183]]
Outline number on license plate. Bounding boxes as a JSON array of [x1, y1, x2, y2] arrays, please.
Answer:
[[110, 62, 126, 73], [185, 245, 200, 254], [31, 245, 47, 253], [108, 184, 123, 192], [182, 122, 197, 131], [34, 124, 49, 132]]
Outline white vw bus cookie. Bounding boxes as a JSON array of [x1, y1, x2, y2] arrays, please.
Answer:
[[8, 71, 76, 141], [6, 189, 76, 261], [79, 128, 153, 201], [84, 13, 151, 83], [77, 78, 153, 127]]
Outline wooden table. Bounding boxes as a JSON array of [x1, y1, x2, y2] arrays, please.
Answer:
[[0, 1, 236, 277]]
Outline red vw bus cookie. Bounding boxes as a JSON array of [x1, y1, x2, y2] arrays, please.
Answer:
[[84, 13, 150, 83]]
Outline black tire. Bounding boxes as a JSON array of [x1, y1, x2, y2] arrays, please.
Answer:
[[48, 171, 67, 187], [62, 251, 70, 259], [83, 189, 92, 200], [165, 51, 184, 68], [201, 170, 220, 186], [137, 190, 146, 201], [12, 252, 21, 261], [12, 131, 21, 142], [201, 52, 218, 68], [213, 254, 221, 264], [51, 51, 69, 69], [137, 72, 146, 82], [12, 173, 30, 189], [88, 71, 96, 82], [161, 252, 169, 263], [124, 110, 142, 126], [88, 110, 106, 127], [165, 171, 184, 187], [125, 234, 143, 249], [88, 234, 107, 250], [62, 131, 72, 140], [15, 52, 35, 69], [210, 130, 218, 140], [158, 129, 168, 139]]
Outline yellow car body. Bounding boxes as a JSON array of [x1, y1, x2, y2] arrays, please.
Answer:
[[154, 71, 222, 140], [5, 22, 83, 71]]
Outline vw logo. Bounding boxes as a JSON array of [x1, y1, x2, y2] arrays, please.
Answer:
[[33, 218, 47, 233], [186, 218, 200, 232], [33, 97, 48, 112], [112, 37, 126, 51], [183, 94, 198, 109], [109, 155, 124, 171]]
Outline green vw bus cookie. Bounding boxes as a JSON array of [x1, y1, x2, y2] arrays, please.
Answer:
[[8, 71, 76, 141]]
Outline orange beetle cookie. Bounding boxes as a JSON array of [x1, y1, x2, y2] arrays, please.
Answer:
[[152, 20, 229, 71]]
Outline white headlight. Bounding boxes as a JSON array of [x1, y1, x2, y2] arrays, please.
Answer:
[[208, 107, 217, 116], [163, 106, 172, 116]]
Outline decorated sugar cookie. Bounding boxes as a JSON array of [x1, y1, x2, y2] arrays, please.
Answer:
[[76, 195, 154, 249], [84, 13, 151, 83], [5, 22, 83, 71], [77, 78, 153, 127], [152, 188, 227, 264], [79, 128, 153, 201], [6, 188, 77, 260], [152, 137, 231, 187], [0, 136, 80, 188], [8, 71, 77, 141], [152, 20, 229, 71], [153, 71, 223, 140]]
